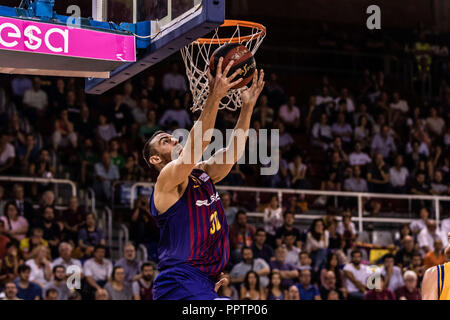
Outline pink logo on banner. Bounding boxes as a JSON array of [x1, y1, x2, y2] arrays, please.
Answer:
[[0, 16, 135, 62]]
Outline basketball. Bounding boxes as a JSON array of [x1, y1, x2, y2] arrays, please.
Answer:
[[209, 43, 256, 89]]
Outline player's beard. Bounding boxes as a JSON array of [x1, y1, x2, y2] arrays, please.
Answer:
[[142, 275, 153, 282]]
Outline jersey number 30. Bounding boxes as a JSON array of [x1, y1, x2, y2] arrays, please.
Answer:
[[210, 211, 221, 235]]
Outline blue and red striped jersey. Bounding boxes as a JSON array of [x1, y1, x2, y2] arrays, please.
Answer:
[[150, 168, 230, 277]]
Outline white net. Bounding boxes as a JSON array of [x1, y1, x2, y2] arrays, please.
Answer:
[[180, 20, 266, 112]]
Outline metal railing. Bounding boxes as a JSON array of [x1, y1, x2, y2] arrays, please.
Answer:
[[84, 187, 96, 214], [128, 182, 450, 233], [0, 176, 77, 197], [103, 206, 113, 252], [138, 244, 148, 263]]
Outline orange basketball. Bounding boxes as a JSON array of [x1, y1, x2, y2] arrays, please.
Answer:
[[209, 43, 256, 89]]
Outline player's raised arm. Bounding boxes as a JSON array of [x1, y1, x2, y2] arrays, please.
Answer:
[[149, 58, 243, 192], [422, 266, 438, 300], [198, 70, 265, 183]]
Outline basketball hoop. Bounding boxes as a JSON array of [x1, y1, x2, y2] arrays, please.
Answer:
[[181, 20, 266, 112]]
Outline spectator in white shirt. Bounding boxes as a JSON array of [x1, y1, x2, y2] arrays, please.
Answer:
[[23, 77, 48, 120], [162, 63, 187, 93], [158, 98, 192, 129], [425, 107, 445, 137], [84, 245, 113, 291], [417, 220, 448, 254], [431, 171, 448, 196], [96, 114, 118, 145], [331, 112, 353, 144], [390, 91, 409, 113], [279, 96, 300, 129], [389, 155, 409, 193], [337, 211, 357, 237], [344, 165, 368, 192], [405, 139, 429, 158], [380, 254, 404, 292], [0, 133, 15, 175], [389, 91, 409, 126], [441, 212, 450, 238], [263, 195, 283, 239], [305, 219, 329, 272], [284, 231, 301, 267], [343, 250, 371, 300], [371, 125, 397, 159], [335, 87, 355, 112], [349, 142, 371, 167], [311, 113, 334, 150], [25, 245, 52, 288], [315, 86, 334, 106], [410, 207, 429, 235], [51, 242, 82, 275]]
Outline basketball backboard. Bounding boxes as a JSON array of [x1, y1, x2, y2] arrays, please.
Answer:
[[86, 0, 225, 94]]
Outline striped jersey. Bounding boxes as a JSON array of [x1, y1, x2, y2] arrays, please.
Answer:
[[437, 262, 450, 300], [150, 169, 230, 277]]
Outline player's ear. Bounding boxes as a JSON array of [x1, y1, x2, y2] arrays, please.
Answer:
[[149, 155, 161, 166]]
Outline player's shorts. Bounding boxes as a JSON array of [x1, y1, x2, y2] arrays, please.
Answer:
[[153, 264, 219, 300]]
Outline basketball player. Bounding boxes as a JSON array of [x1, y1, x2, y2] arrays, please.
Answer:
[[422, 232, 450, 300], [142, 57, 265, 300]]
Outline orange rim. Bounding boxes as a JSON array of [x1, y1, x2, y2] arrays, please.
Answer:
[[195, 19, 266, 45]]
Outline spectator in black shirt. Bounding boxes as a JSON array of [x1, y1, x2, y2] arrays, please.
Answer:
[[410, 171, 430, 195], [130, 195, 159, 262], [275, 212, 303, 248], [326, 151, 346, 185], [251, 229, 274, 264], [50, 78, 66, 112], [12, 184, 35, 224], [367, 153, 390, 193], [110, 94, 133, 136], [394, 235, 417, 271], [75, 104, 96, 140], [410, 171, 431, 208], [35, 206, 61, 258], [64, 90, 81, 123]]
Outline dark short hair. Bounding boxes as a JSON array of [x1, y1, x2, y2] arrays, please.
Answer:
[[52, 264, 66, 274], [383, 253, 395, 261], [299, 251, 309, 257], [241, 246, 252, 255], [284, 211, 294, 218], [94, 244, 106, 253], [350, 249, 362, 257], [31, 227, 44, 235], [284, 230, 297, 238], [141, 261, 156, 272], [45, 288, 58, 297], [142, 130, 166, 167], [236, 210, 247, 218], [255, 228, 266, 235], [18, 264, 31, 274]]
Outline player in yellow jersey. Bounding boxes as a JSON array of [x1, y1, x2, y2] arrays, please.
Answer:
[[422, 233, 450, 300]]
